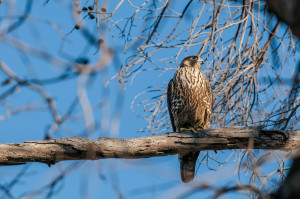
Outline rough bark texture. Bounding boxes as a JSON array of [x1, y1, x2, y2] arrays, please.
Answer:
[[0, 126, 299, 166]]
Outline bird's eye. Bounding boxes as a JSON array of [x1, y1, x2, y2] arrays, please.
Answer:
[[192, 56, 198, 60]]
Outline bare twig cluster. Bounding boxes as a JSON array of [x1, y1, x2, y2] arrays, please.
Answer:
[[124, 1, 299, 133]]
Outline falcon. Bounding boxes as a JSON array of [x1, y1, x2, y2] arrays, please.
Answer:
[[167, 55, 212, 183]]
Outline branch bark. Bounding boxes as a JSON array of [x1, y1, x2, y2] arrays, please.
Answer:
[[1, 126, 300, 166]]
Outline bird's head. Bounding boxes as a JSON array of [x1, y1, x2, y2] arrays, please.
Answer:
[[180, 55, 204, 69]]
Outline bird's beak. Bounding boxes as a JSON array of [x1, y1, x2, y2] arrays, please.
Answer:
[[197, 57, 204, 64]]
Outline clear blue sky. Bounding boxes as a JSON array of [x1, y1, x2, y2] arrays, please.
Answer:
[[0, 0, 295, 199]]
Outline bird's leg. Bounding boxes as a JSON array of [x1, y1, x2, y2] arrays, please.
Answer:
[[180, 117, 206, 134], [195, 117, 204, 129], [180, 127, 197, 134]]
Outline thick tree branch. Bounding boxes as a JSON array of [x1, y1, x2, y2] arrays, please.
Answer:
[[1, 126, 300, 166]]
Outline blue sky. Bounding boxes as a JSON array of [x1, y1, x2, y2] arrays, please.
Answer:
[[0, 0, 297, 198]]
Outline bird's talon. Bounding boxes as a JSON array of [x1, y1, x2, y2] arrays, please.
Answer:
[[180, 127, 197, 134]]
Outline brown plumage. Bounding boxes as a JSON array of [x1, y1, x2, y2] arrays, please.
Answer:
[[167, 55, 212, 183]]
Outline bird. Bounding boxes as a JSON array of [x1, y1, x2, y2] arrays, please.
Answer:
[[167, 55, 212, 183]]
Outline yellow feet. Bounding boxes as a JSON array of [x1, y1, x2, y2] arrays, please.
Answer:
[[180, 127, 197, 134], [195, 117, 204, 129]]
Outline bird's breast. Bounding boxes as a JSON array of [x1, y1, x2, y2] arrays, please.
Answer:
[[174, 68, 204, 88]]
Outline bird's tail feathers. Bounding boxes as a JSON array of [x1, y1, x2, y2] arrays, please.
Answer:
[[179, 151, 200, 183]]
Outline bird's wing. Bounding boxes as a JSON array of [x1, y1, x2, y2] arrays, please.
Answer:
[[206, 78, 213, 111], [167, 79, 176, 132]]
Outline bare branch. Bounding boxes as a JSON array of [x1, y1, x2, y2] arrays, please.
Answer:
[[0, 126, 299, 166], [271, 155, 300, 199]]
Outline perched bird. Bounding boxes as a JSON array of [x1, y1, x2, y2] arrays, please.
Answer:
[[167, 55, 212, 183]]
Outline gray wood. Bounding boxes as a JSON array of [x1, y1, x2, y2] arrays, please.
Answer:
[[0, 126, 299, 166]]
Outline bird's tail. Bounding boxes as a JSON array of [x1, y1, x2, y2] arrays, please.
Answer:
[[179, 151, 200, 183]]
